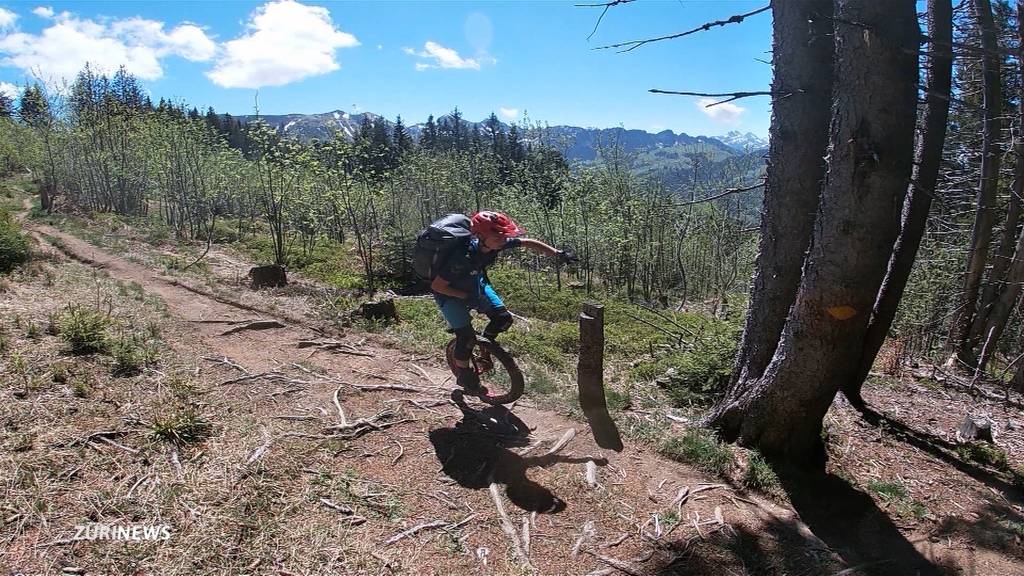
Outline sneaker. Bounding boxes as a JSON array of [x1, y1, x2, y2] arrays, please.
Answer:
[[456, 368, 483, 394]]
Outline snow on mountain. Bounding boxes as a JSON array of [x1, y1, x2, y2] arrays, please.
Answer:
[[716, 131, 769, 151]]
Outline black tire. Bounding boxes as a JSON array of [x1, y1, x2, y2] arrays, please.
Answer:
[[446, 335, 524, 405]]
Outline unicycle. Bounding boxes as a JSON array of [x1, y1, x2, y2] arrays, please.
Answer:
[[445, 333, 524, 405]]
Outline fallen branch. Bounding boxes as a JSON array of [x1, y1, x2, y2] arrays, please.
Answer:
[[245, 434, 273, 466], [671, 486, 691, 513], [320, 498, 355, 515], [202, 355, 248, 373], [585, 460, 599, 488], [599, 533, 630, 549], [384, 520, 447, 545], [189, 318, 257, 325], [297, 339, 375, 357], [346, 382, 427, 393], [489, 481, 532, 567], [321, 410, 412, 439], [332, 385, 348, 427], [587, 551, 651, 576], [572, 520, 596, 557], [220, 319, 286, 336], [543, 428, 577, 456]]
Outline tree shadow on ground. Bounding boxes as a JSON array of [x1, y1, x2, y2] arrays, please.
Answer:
[[932, 499, 1024, 566], [429, 391, 606, 513], [645, 469, 957, 576], [857, 405, 1020, 496], [774, 468, 954, 575]]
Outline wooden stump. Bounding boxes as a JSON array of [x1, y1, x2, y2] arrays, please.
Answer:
[[360, 298, 398, 322], [578, 302, 623, 452], [957, 414, 994, 443], [248, 264, 287, 289]]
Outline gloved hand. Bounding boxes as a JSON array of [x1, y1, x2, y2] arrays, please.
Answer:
[[555, 248, 579, 266]]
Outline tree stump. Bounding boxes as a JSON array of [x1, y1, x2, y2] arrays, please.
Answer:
[[957, 414, 994, 443], [578, 302, 623, 452], [248, 265, 287, 289], [359, 298, 398, 322]]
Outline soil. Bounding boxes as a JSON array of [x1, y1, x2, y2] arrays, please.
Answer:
[[2, 200, 1023, 575]]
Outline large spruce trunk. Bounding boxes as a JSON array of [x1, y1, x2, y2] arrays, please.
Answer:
[[709, 0, 919, 464], [726, 0, 833, 388], [841, 0, 953, 405], [950, 0, 1003, 367]]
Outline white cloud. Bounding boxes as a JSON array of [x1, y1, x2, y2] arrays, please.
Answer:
[[696, 98, 745, 124], [499, 107, 518, 119], [0, 7, 17, 29], [206, 0, 359, 89], [0, 81, 18, 99], [405, 41, 484, 71], [33, 6, 54, 18], [376, 44, 382, 50], [0, 12, 216, 82]]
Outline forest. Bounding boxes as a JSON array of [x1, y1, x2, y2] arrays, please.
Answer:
[[2, 0, 1024, 574]]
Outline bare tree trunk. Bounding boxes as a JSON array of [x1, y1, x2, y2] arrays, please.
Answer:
[[973, 0, 1024, 373], [977, 228, 1024, 371], [709, 0, 919, 465], [727, 0, 834, 387], [842, 0, 952, 406], [950, 0, 1003, 367]]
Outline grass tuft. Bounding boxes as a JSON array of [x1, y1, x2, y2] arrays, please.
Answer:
[[110, 333, 159, 376], [956, 441, 1008, 470], [659, 428, 734, 475], [742, 451, 782, 497], [149, 406, 212, 445]]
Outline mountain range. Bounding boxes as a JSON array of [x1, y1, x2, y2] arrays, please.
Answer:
[[236, 110, 768, 165]]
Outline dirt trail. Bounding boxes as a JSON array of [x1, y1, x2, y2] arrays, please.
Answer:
[[9, 207, 1015, 575]]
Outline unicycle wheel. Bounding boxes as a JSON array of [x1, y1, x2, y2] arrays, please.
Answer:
[[445, 335, 524, 405]]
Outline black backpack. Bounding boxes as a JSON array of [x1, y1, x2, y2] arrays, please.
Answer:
[[413, 214, 472, 282]]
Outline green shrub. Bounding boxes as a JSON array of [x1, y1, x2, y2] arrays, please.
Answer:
[[630, 318, 737, 407], [0, 208, 30, 273], [956, 441, 1008, 470], [110, 333, 158, 376], [660, 428, 735, 475], [57, 305, 110, 354], [71, 375, 91, 398]]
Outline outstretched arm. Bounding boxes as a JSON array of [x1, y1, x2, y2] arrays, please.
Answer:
[[518, 238, 559, 258]]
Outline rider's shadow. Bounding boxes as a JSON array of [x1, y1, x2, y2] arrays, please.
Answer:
[[430, 391, 607, 513]]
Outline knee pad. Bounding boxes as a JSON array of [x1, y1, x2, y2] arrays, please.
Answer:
[[453, 325, 476, 361], [484, 307, 513, 338]]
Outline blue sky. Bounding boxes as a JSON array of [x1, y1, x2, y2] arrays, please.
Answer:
[[0, 1, 773, 136]]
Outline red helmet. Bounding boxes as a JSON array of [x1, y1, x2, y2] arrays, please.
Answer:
[[470, 211, 524, 238]]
